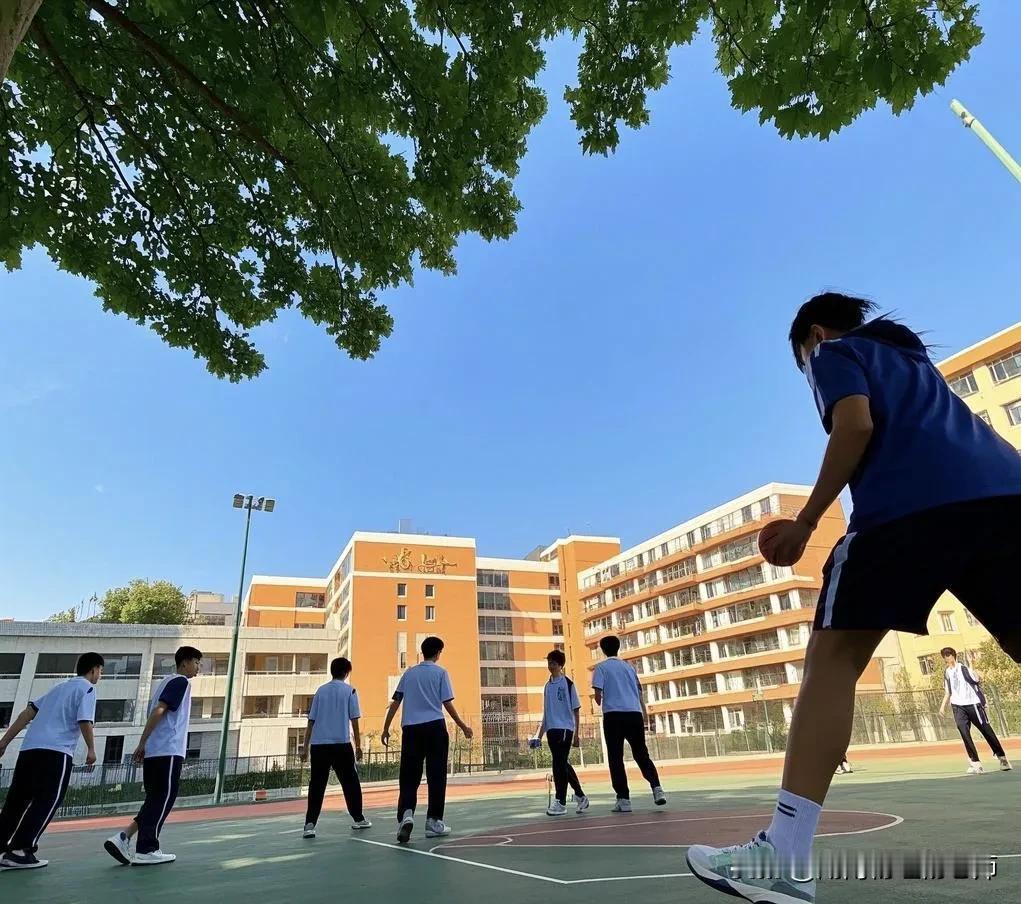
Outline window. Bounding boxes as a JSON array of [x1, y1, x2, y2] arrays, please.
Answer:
[[481, 694, 517, 721], [477, 570, 510, 588], [554, 643, 565, 652], [103, 736, 124, 765], [101, 654, 143, 678], [479, 641, 514, 661], [977, 410, 992, 425], [0, 702, 13, 729], [425, 584, 435, 599], [948, 372, 979, 397], [399, 651, 407, 669], [480, 667, 516, 687], [549, 597, 562, 612], [918, 655, 936, 676], [287, 727, 306, 759], [939, 611, 956, 632], [787, 627, 802, 646], [548, 575, 561, 589], [552, 620, 564, 636], [425, 606, 436, 622], [777, 592, 793, 611], [0, 653, 24, 677], [478, 616, 514, 635], [965, 610, 978, 627], [759, 497, 773, 516], [990, 348, 1021, 384], [95, 700, 134, 723], [477, 591, 511, 610], [397, 583, 407, 598], [185, 732, 202, 759], [397, 604, 407, 621], [1006, 399, 1021, 427], [295, 591, 326, 608], [35, 653, 82, 677]]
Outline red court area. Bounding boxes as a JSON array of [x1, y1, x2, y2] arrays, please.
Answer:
[[435, 809, 901, 849]]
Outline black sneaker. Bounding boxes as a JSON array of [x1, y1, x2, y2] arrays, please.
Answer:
[[0, 850, 48, 870]]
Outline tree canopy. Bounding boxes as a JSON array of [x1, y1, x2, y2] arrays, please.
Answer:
[[99, 578, 189, 624], [2, 0, 982, 379]]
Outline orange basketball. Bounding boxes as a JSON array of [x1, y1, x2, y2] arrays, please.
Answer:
[[757, 519, 807, 566]]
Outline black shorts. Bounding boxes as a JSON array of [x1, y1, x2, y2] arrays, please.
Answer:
[[814, 496, 1021, 642]]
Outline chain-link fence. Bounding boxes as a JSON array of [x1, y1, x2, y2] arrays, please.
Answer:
[[3, 689, 1016, 819]]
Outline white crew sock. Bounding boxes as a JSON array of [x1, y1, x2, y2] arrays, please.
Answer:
[[765, 789, 822, 874]]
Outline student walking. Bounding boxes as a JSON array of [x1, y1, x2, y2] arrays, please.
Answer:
[[0, 652, 103, 870], [531, 649, 589, 816], [381, 636, 473, 843], [104, 646, 202, 866], [687, 293, 1021, 904], [300, 657, 371, 837], [592, 636, 665, 812], [939, 647, 1011, 774]]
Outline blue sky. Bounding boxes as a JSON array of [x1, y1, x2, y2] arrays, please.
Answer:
[[3, 7, 1021, 620]]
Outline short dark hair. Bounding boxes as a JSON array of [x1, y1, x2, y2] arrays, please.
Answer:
[[421, 636, 444, 659], [547, 649, 566, 667], [789, 292, 878, 371], [600, 636, 621, 656], [76, 652, 105, 675], [331, 657, 352, 679], [940, 647, 957, 659], [175, 646, 203, 665]]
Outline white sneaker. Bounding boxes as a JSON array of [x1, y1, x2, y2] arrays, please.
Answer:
[[574, 794, 590, 814], [999, 756, 1013, 772], [396, 814, 414, 844], [687, 832, 816, 903], [652, 785, 667, 806], [303, 823, 316, 839], [612, 798, 633, 813], [132, 850, 176, 866], [104, 832, 132, 865], [352, 818, 372, 829], [546, 801, 568, 816], [966, 762, 984, 775], [425, 818, 451, 838]]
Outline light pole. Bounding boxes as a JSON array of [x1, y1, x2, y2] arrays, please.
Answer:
[[950, 99, 1021, 184], [213, 493, 276, 804]]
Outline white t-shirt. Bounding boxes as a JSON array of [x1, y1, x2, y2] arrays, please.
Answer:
[[592, 657, 644, 713], [23, 677, 96, 757], [145, 674, 192, 758], [543, 675, 581, 731], [393, 661, 454, 726], [946, 664, 982, 707], [309, 680, 361, 745]]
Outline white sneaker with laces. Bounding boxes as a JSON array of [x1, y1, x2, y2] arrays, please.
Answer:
[[612, 798, 633, 813], [352, 818, 372, 829], [132, 850, 176, 866], [546, 801, 568, 817], [687, 831, 816, 903], [999, 756, 1012, 772], [303, 823, 316, 839], [396, 813, 414, 844], [652, 785, 667, 806], [425, 818, 451, 838], [967, 762, 984, 775], [574, 794, 590, 814], [104, 831, 132, 865]]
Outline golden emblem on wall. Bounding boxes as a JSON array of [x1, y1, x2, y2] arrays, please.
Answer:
[[382, 547, 457, 574]]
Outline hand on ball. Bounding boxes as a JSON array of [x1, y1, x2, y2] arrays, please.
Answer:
[[758, 518, 812, 567]]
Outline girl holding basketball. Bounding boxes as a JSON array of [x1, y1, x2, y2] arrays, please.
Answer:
[[687, 292, 1021, 903]]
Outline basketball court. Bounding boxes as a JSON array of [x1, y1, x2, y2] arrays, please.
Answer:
[[4, 749, 1019, 902]]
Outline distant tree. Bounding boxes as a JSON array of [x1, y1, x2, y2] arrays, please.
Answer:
[[972, 638, 1021, 698], [45, 607, 77, 623], [99, 579, 188, 625]]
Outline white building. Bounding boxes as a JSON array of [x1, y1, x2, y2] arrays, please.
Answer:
[[187, 590, 237, 626], [0, 621, 339, 768]]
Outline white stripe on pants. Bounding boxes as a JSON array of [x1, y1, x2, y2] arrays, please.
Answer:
[[822, 533, 856, 628]]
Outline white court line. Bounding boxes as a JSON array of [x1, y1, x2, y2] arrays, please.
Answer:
[[566, 872, 693, 883]]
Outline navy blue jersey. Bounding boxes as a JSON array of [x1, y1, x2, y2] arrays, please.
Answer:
[[805, 319, 1021, 532]]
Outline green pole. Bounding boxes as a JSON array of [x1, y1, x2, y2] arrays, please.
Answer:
[[213, 497, 253, 804], [950, 99, 1021, 184]]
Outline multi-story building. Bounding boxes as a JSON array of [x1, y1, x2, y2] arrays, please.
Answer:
[[186, 591, 237, 626], [0, 621, 338, 767], [882, 321, 1021, 687], [575, 484, 886, 734]]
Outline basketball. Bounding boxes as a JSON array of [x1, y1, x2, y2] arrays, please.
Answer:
[[757, 519, 807, 566]]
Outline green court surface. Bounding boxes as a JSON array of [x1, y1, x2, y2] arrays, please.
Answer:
[[4, 751, 1016, 903]]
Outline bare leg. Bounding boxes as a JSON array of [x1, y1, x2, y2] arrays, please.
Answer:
[[781, 629, 886, 803]]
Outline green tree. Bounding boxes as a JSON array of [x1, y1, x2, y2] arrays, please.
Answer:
[[1, 1, 982, 379], [972, 638, 1021, 698], [45, 606, 77, 623], [99, 579, 188, 625]]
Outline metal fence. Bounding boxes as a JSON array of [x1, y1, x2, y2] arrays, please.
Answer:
[[3, 689, 1017, 819]]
